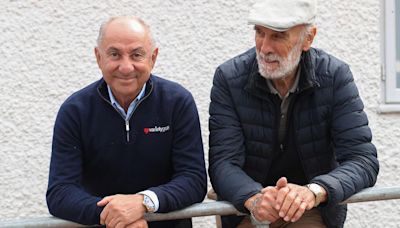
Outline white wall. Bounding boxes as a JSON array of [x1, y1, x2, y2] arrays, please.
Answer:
[[0, 0, 399, 227]]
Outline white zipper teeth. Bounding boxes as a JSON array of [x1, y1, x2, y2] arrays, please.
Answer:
[[125, 120, 130, 142]]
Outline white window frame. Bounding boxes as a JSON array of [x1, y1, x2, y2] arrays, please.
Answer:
[[384, 0, 400, 103]]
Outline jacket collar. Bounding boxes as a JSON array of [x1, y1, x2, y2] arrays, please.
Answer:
[[244, 48, 319, 100]]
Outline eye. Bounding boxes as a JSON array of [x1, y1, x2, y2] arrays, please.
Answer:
[[109, 52, 120, 59], [273, 32, 287, 40], [131, 52, 146, 61], [254, 27, 265, 37]]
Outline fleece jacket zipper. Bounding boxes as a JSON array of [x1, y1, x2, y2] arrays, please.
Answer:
[[98, 84, 153, 143]]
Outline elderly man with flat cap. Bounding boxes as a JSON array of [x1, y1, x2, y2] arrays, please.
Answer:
[[46, 16, 207, 228], [209, 0, 379, 227]]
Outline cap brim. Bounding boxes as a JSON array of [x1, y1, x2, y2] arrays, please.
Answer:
[[248, 20, 290, 32]]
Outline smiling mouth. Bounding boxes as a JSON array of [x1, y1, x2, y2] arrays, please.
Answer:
[[115, 75, 138, 80]]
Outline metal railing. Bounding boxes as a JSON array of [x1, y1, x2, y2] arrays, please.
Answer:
[[1, 186, 400, 228]]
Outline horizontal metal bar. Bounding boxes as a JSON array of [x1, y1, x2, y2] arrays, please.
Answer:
[[145, 201, 244, 221], [1, 186, 400, 227], [0, 217, 87, 228], [340, 186, 400, 204]]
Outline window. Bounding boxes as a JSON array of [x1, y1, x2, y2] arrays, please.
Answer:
[[384, 0, 400, 103]]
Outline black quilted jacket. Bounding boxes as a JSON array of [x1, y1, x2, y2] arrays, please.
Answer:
[[209, 47, 379, 228]]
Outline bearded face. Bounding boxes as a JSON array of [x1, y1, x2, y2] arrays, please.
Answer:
[[256, 38, 303, 79], [254, 25, 308, 80]]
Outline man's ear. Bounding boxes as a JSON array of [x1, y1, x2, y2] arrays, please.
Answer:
[[94, 47, 101, 68], [302, 26, 317, 51], [150, 47, 159, 68]]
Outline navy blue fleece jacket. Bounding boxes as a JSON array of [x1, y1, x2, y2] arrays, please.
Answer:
[[46, 75, 207, 226]]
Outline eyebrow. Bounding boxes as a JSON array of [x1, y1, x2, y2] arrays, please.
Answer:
[[105, 47, 120, 54], [105, 47, 146, 54], [130, 47, 146, 54]]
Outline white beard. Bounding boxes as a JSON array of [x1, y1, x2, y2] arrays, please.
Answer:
[[256, 39, 304, 80]]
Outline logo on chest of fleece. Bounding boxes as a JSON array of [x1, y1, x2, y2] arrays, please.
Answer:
[[143, 126, 170, 134]]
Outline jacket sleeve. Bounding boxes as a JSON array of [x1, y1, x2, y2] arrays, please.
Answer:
[[208, 68, 263, 213], [311, 63, 379, 207], [149, 92, 207, 212], [46, 102, 103, 225]]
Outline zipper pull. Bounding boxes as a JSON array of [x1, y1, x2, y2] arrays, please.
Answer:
[[125, 120, 130, 142]]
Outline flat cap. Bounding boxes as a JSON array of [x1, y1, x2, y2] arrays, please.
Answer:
[[248, 0, 316, 31]]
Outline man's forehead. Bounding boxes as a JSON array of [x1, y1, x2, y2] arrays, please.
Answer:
[[99, 19, 151, 48], [104, 19, 146, 37], [255, 25, 286, 33], [110, 19, 145, 33]]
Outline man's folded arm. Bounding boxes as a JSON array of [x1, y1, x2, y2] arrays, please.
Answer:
[[310, 65, 379, 207], [209, 68, 263, 213], [149, 92, 207, 212], [46, 103, 103, 225]]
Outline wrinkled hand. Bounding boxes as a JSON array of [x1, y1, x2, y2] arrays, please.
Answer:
[[274, 178, 315, 222], [245, 177, 288, 223], [97, 194, 146, 228], [251, 187, 279, 222], [126, 218, 148, 228]]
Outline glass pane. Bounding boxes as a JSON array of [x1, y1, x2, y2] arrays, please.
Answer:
[[396, 0, 400, 88], [397, 72, 400, 88]]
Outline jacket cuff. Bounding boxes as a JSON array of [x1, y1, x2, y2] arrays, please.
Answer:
[[232, 185, 263, 213], [311, 175, 343, 208]]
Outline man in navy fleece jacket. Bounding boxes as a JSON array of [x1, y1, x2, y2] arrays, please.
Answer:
[[46, 16, 207, 228]]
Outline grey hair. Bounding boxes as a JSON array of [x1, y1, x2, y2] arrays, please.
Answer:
[[96, 16, 157, 50], [301, 24, 315, 39]]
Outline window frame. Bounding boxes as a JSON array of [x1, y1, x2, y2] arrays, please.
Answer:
[[384, 0, 400, 103]]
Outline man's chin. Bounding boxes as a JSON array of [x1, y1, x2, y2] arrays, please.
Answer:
[[259, 69, 285, 80]]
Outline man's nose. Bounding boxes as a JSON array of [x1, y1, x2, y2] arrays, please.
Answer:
[[259, 36, 274, 55], [118, 57, 134, 75]]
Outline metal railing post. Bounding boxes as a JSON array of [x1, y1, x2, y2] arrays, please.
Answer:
[[251, 216, 271, 228]]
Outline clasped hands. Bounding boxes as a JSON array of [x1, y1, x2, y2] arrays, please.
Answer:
[[97, 194, 148, 228], [245, 177, 316, 223]]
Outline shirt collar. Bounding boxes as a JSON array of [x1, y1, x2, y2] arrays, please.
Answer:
[[107, 83, 146, 119], [266, 67, 301, 97]]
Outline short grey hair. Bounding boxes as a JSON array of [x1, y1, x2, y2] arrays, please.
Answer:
[[96, 16, 157, 50], [301, 24, 315, 38]]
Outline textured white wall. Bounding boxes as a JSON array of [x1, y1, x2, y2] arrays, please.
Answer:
[[0, 0, 399, 227]]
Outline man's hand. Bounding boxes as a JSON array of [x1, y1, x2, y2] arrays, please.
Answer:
[[97, 194, 146, 228], [275, 180, 315, 222], [254, 187, 280, 222], [251, 176, 288, 222], [244, 177, 289, 223]]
